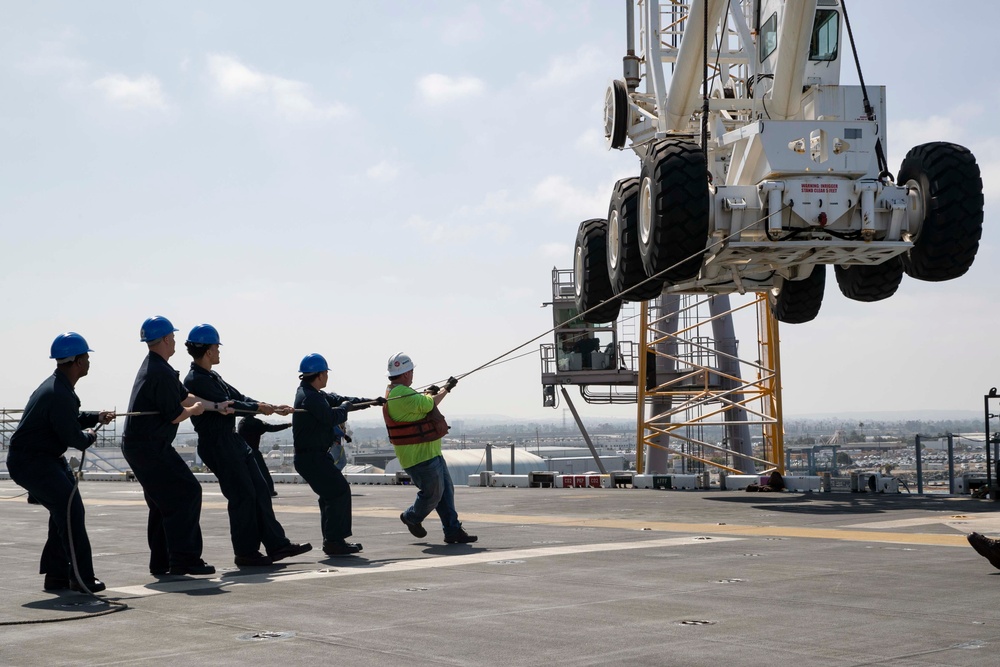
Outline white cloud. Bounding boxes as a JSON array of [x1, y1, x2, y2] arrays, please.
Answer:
[[416, 73, 485, 105], [403, 213, 511, 244], [206, 53, 348, 120], [437, 7, 486, 45], [889, 104, 1000, 205], [575, 127, 609, 156], [407, 177, 613, 247], [499, 0, 560, 30], [889, 113, 969, 167], [497, 286, 534, 302], [208, 54, 266, 95], [526, 45, 608, 90], [18, 29, 88, 77], [91, 73, 168, 110], [539, 242, 570, 259], [455, 190, 522, 217], [531, 174, 608, 221], [366, 160, 400, 181], [971, 136, 1000, 206]]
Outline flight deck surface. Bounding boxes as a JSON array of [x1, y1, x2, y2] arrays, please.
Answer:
[[3, 481, 999, 666]]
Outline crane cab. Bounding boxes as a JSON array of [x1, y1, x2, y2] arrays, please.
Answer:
[[539, 269, 639, 407], [757, 0, 844, 90]]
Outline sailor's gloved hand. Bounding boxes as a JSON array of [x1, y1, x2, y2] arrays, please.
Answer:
[[445, 376, 458, 391], [344, 435, 353, 444], [340, 401, 355, 412], [426, 385, 440, 396], [374, 396, 387, 406]]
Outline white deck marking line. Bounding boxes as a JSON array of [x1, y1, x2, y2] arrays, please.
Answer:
[[106, 535, 741, 597]]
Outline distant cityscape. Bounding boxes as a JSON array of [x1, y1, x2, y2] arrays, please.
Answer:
[[3, 410, 995, 492]]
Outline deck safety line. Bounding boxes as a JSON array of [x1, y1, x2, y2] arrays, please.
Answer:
[[105, 534, 741, 597]]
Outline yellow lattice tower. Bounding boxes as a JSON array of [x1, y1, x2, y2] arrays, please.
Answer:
[[635, 294, 784, 475]]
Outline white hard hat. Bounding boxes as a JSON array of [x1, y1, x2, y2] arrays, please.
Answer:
[[387, 352, 414, 377]]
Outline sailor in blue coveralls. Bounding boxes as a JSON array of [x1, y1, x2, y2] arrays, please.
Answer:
[[292, 353, 382, 556], [121, 316, 218, 577], [182, 324, 312, 567], [237, 415, 290, 496], [7, 332, 114, 592]]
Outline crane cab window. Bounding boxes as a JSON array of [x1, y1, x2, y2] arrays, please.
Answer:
[[556, 329, 615, 371], [809, 9, 839, 61], [759, 12, 778, 62]]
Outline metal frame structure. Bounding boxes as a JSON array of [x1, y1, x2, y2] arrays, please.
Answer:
[[1, 408, 123, 473], [540, 269, 640, 396], [984, 388, 1000, 497], [540, 267, 785, 477], [635, 293, 783, 474], [0, 408, 22, 449]]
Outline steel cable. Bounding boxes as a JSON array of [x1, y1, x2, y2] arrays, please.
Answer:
[[427, 204, 790, 390]]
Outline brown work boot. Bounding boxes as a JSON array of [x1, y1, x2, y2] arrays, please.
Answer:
[[967, 532, 1000, 569]]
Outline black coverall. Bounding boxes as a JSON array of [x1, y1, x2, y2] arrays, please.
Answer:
[[184, 365, 292, 558], [292, 383, 368, 543], [8, 371, 99, 582], [122, 352, 205, 572], [237, 415, 291, 494]]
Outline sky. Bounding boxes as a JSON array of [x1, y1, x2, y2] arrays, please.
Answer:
[[1, 1, 997, 425]]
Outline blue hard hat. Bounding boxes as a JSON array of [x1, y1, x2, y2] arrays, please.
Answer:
[[140, 316, 178, 343], [299, 353, 330, 374], [187, 323, 222, 345], [49, 332, 93, 360]]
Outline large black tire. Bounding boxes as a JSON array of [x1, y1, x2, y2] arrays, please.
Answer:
[[638, 139, 709, 283], [770, 265, 826, 324], [834, 258, 904, 302], [607, 177, 665, 301], [897, 142, 983, 281], [574, 218, 622, 324], [604, 80, 628, 150]]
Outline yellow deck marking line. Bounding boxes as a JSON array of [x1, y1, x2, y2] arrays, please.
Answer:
[[358, 509, 971, 547], [2, 495, 974, 547], [844, 516, 995, 530], [106, 534, 740, 597]]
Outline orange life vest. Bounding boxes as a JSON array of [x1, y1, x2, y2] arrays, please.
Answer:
[[382, 385, 450, 446]]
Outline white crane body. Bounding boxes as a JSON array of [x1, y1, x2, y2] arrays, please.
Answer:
[[575, 0, 984, 324]]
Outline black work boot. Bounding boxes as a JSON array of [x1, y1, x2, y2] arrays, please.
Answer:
[[444, 529, 478, 544], [968, 532, 1000, 569], [234, 552, 273, 567], [70, 577, 106, 593], [400, 512, 427, 539], [269, 542, 313, 562], [43, 574, 71, 591], [169, 560, 216, 576], [322, 540, 363, 556]]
